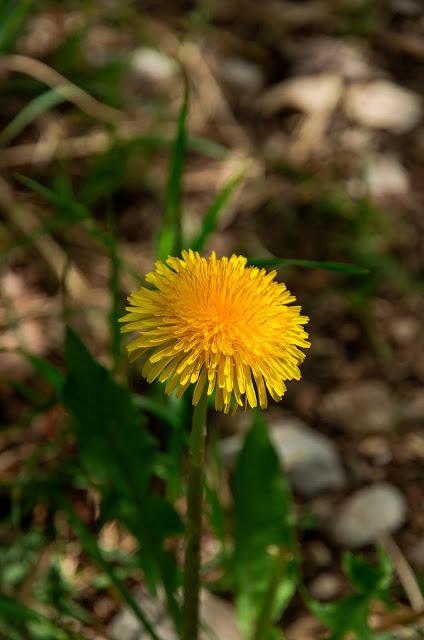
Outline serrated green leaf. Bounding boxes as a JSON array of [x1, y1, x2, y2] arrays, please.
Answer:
[[247, 257, 368, 275], [233, 412, 297, 637], [62, 328, 182, 630], [63, 328, 155, 493], [343, 549, 392, 594], [308, 594, 372, 640], [306, 550, 393, 640]]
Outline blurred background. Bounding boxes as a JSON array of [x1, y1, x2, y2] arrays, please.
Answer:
[[0, 1, 423, 639]]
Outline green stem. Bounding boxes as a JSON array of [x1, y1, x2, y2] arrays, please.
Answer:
[[252, 547, 288, 640], [182, 392, 208, 640]]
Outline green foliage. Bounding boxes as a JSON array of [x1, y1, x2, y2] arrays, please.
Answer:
[[63, 328, 182, 630], [21, 350, 64, 396], [64, 328, 156, 493], [107, 209, 122, 372], [0, 595, 71, 640], [158, 84, 189, 260], [248, 257, 368, 275], [59, 498, 164, 640], [0, 89, 67, 145], [233, 412, 297, 638], [0, 529, 45, 590], [0, 0, 32, 53], [306, 549, 393, 640], [35, 558, 93, 626], [190, 171, 244, 252]]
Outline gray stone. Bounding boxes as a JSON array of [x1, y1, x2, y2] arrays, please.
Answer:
[[131, 48, 177, 83], [309, 573, 342, 601], [320, 381, 395, 433], [332, 483, 407, 547], [271, 419, 347, 496], [220, 418, 347, 497], [344, 80, 422, 132], [109, 588, 240, 640], [221, 56, 264, 93]]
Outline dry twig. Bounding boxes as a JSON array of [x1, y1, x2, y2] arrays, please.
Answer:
[[381, 535, 424, 612]]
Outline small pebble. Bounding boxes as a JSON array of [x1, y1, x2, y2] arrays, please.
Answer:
[[332, 483, 407, 547]]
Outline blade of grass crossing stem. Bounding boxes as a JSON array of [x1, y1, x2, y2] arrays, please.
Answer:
[[0, 89, 69, 146], [158, 84, 189, 260], [16, 175, 144, 287], [247, 257, 369, 275], [18, 175, 91, 222], [191, 172, 244, 252], [107, 209, 121, 372], [59, 497, 164, 640], [0, 0, 32, 53]]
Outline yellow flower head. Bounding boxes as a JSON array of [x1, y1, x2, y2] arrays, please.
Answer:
[[120, 250, 310, 413]]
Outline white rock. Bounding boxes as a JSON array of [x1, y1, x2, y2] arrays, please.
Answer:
[[320, 381, 395, 433], [109, 588, 240, 640], [271, 419, 347, 496], [131, 48, 177, 83], [259, 73, 343, 115], [332, 483, 407, 547], [220, 418, 346, 496], [366, 154, 409, 198], [344, 80, 422, 132], [221, 56, 264, 93]]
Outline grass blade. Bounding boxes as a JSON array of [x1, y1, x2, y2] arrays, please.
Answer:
[[0, 88, 69, 146], [16, 175, 144, 287], [58, 497, 165, 640], [0, 595, 70, 639], [107, 209, 121, 372], [158, 84, 189, 260], [248, 257, 369, 275], [0, 0, 32, 53], [190, 171, 244, 252], [17, 175, 90, 222], [20, 350, 64, 395]]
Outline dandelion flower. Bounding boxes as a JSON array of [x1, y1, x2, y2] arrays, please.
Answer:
[[120, 250, 310, 413]]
